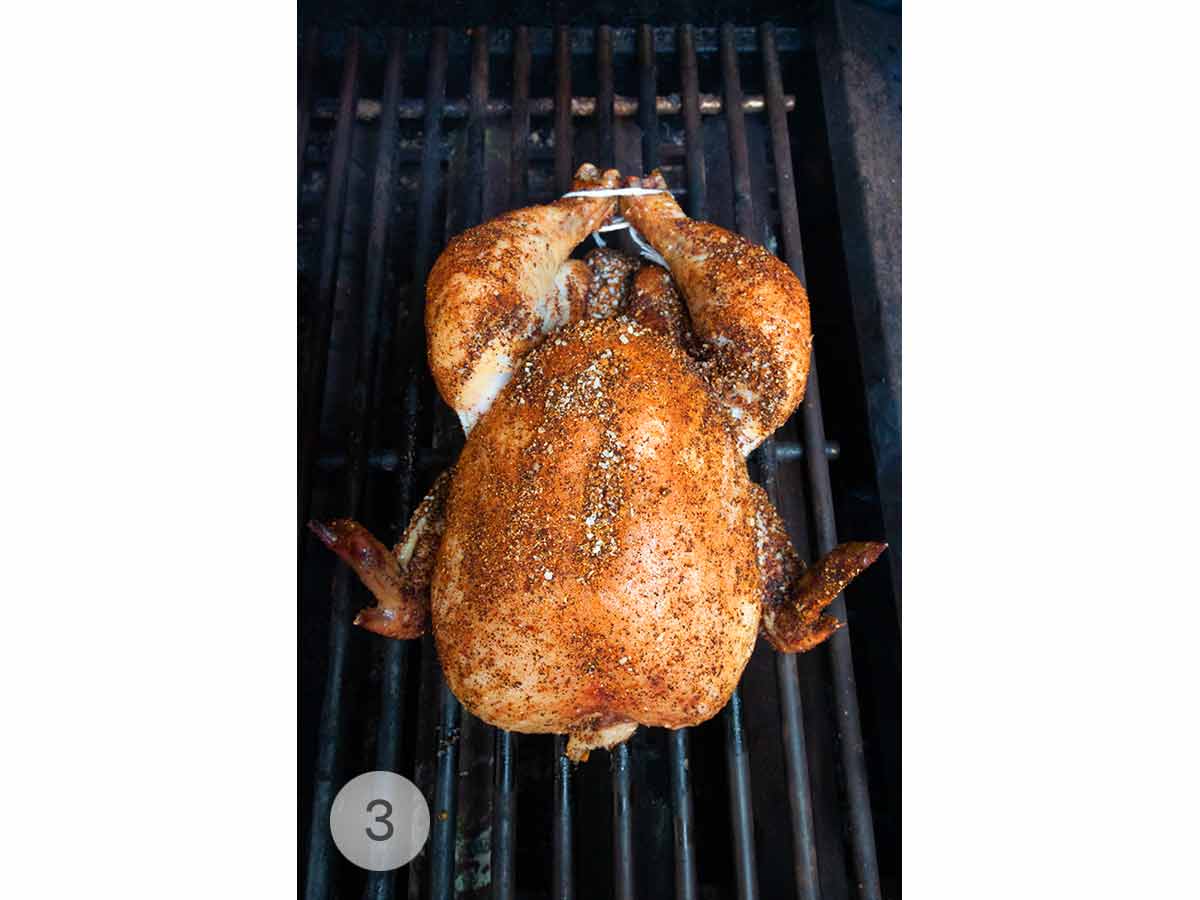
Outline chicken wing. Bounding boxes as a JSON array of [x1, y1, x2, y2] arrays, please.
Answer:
[[749, 483, 886, 652]]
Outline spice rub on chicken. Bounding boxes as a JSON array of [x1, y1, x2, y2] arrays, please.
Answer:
[[311, 164, 884, 761], [424, 163, 619, 432], [619, 171, 814, 454]]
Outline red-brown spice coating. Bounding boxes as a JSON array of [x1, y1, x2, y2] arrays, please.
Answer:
[[431, 316, 762, 757], [620, 171, 813, 454], [425, 164, 619, 428]]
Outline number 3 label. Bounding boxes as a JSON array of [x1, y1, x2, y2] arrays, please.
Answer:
[[365, 798, 394, 842], [330, 771, 430, 870]]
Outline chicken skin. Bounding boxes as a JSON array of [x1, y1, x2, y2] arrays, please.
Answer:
[[620, 171, 813, 454], [311, 165, 884, 760], [425, 164, 618, 431]]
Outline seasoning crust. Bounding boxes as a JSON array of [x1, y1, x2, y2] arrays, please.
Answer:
[[432, 317, 762, 755], [620, 171, 813, 453], [425, 164, 620, 430]]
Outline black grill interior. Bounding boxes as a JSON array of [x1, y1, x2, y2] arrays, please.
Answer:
[[299, 15, 900, 900]]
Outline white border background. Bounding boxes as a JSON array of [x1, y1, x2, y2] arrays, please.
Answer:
[[1, 2, 1198, 896]]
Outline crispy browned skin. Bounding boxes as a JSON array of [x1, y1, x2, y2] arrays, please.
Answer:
[[620, 171, 813, 454], [307, 470, 453, 639], [425, 164, 618, 430], [432, 317, 761, 759], [750, 483, 886, 652]]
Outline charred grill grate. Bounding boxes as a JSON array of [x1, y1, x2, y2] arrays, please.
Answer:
[[300, 21, 895, 900]]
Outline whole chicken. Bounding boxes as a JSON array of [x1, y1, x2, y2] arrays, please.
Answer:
[[311, 164, 884, 760]]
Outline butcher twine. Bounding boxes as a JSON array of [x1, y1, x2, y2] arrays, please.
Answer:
[[560, 186, 670, 268]]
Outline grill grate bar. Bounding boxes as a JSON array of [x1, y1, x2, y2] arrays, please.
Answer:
[[553, 735, 575, 900], [465, 26, 489, 228], [298, 25, 319, 175], [770, 599, 824, 892], [369, 380, 417, 900], [801, 279, 883, 897], [596, 25, 615, 169], [304, 575, 355, 900], [398, 27, 450, 900], [554, 25, 573, 195], [509, 26, 532, 208], [720, 26, 755, 238], [637, 26, 658, 171], [312, 92, 793, 124], [677, 26, 707, 221], [666, 729, 699, 900], [756, 30, 824, 897], [429, 676, 464, 900], [492, 729, 517, 900], [726, 22, 827, 900], [759, 24, 807, 288], [761, 22, 884, 900], [359, 29, 410, 900], [761, 443, 823, 900], [300, 30, 362, 900], [724, 688, 760, 900], [410, 29, 450, 309], [611, 742, 635, 900], [299, 27, 360, 536]]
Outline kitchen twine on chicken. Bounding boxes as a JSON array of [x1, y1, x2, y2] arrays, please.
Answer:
[[560, 186, 670, 268]]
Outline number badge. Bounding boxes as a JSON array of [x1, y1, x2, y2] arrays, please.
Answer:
[[329, 771, 430, 871]]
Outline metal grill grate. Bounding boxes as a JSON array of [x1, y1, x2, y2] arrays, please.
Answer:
[[300, 22, 894, 900]]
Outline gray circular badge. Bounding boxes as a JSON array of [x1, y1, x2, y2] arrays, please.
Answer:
[[330, 771, 430, 871]]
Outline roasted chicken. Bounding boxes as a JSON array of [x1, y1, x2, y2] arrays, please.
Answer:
[[312, 164, 884, 760]]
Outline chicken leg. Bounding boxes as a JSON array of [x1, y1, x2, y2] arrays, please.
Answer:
[[426, 164, 621, 431], [619, 171, 813, 454]]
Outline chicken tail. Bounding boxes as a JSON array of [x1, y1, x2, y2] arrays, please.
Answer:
[[564, 721, 638, 763]]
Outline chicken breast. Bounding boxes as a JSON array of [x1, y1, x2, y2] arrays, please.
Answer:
[[431, 316, 761, 759]]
